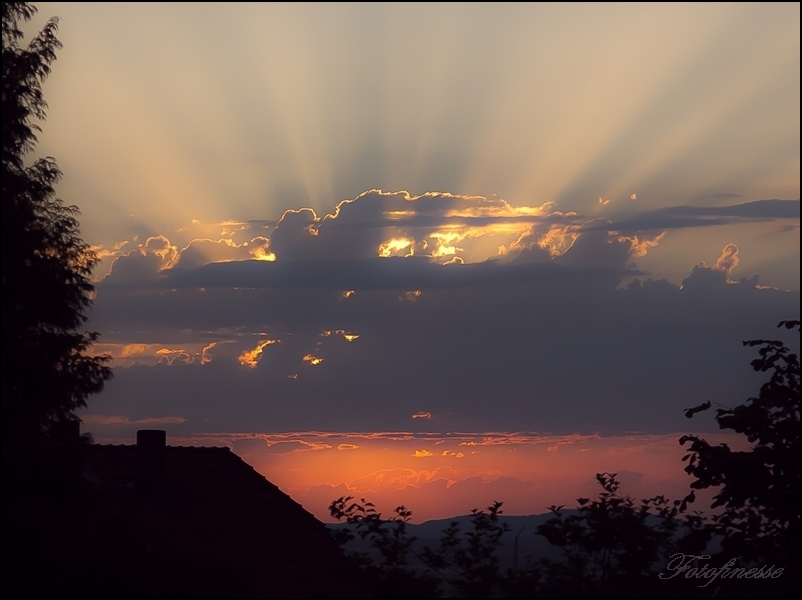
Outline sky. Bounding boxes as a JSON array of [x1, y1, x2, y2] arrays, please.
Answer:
[[24, 3, 800, 521]]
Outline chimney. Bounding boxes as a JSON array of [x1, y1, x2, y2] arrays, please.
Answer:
[[136, 429, 166, 494]]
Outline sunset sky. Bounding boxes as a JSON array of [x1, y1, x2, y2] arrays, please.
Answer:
[[27, 3, 799, 521]]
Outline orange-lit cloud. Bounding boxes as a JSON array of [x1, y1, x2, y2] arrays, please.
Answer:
[[261, 190, 588, 266], [320, 329, 360, 342], [120, 343, 151, 358], [141, 235, 180, 271], [379, 237, 415, 257], [248, 236, 276, 261], [536, 224, 580, 257], [502, 223, 580, 258], [156, 347, 192, 365], [238, 339, 279, 368], [412, 449, 434, 458], [92, 340, 231, 368], [713, 243, 740, 276], [89, 240, 130, 277], [443, 199, 556, 218], [620, 230, 668, 259], [412, 412, 431, 420], [178, 237, 249, 267], [384, 209, 416, 220], [303, 354, 324, 366], [199, 341, 219, 365]]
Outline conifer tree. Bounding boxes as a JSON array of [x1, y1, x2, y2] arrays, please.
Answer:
[[2, 2, 111, 457]]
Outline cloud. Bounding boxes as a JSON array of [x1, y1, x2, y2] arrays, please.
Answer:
[[303, 354, 324, 366], [103, 235, 178, 283], [713, 243, 740, 276], [92, 340, 230, 367], [87, 191, 799, 438], [264, 190, 574, 265], [592, 199, 799, 234], [96, 196, 796, 295], [679, 245, 762, 293], [120, 343, 152, 358], [90, 240, 130, 266], [441, 450, 465, 458], [81, 415, 186, 426], [413, 450, 434, 458], [101, 195, 796, 293], [176, 237, 268, 269], [321, 329, 360, 342], [238, 339, 280, 369], [401, 290, 422, 302]]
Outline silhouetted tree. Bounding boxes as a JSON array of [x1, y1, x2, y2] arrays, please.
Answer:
[[330, 497, 512, 597], [529, 472, 709, 597], [2, 2, 111, 454], [3, 4, 112, 594], [422, 502, 510, 597], [680, 320, 800, 594], [330, 497, 440, 597]]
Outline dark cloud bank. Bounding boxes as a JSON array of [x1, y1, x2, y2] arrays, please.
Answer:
[[86, 193, 799, 437]]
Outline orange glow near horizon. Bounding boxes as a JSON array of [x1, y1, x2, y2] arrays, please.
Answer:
[[121, 430, 751, 523]]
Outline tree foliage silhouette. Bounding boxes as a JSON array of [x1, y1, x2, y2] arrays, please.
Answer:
[[330, 497, 512, 597], [680, 320, 800, 572], [330, 496, 440, 597], [421, 501, 510, 597], [3, 6, 113, 595], [532, 473, 709, 597], [2, 2, 111, 455]]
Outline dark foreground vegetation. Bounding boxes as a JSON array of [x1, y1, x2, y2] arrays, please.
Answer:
[[330, 321, 800, 598]]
